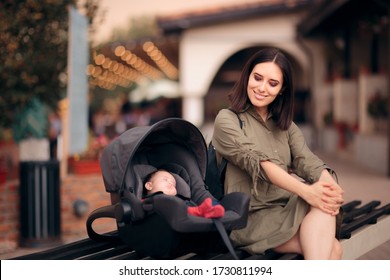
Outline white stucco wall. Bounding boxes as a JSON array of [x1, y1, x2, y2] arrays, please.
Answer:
[[333, 79, 358, 126], [306, 41, 330, 128]]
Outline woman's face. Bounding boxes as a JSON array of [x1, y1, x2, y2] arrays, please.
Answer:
[[146, 170, 177, 196], [247, 62, 283, 115]]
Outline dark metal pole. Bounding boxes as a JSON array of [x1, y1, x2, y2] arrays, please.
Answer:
[[375, 0, 390, 177], [388, 10, 390, 177], [385, 3, 390, 177], [382, 4, 390, 177]]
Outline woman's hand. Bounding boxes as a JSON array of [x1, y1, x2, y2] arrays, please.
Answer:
[[303, 181, 344, 215], [318, 169, 345, 215]]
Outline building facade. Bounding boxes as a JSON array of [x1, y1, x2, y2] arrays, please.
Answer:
[[157, 0, 389, 175]]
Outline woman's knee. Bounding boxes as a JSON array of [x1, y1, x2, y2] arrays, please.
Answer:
[[309, 206, 333, 217], [307, 206, 336, 227]]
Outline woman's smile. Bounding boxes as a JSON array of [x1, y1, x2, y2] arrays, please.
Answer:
[[253, 91, 267, 101]]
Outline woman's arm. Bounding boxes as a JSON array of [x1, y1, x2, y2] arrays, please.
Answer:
[[288, 123, 331, 183], [261, 160, 344, 215], [318, 169, 344, 208]]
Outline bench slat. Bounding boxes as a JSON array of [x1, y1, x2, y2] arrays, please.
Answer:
[[340, 203, 390, 239], [342, 200, 381, 223], [341, 200, 362, 213], [10, 201, 389, 260]]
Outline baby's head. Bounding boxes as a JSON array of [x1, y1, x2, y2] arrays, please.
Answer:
[[144, 169, 177, 196]]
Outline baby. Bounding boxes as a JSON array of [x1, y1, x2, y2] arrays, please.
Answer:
[[144, 169, 225, 218], [144, 169, 178, 196]]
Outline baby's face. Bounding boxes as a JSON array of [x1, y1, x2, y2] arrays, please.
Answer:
[[146, 171, 177, 196]]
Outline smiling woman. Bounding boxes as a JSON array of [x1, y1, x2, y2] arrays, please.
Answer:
[[211, 47, 345, 260]]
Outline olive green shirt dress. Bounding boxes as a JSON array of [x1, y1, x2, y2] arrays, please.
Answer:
[[212, 107, 331, 255]]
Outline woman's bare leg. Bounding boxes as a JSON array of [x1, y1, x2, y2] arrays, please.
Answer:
[[274, 207, 342, 260], [299, 207, 336, 259], [273, 231, 302, 255]]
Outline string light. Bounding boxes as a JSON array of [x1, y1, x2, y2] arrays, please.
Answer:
[[142, 41, 178, 80], [87, 52, 145, 90], [114, 45, 164, 80], [89, 40, 178, 90]]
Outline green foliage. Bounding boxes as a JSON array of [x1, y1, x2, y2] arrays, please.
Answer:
[[0, 0, 75, 127], [0, 0, 102, 133]]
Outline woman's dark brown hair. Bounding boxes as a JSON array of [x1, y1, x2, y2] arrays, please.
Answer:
[[228, 47, 294, 130]]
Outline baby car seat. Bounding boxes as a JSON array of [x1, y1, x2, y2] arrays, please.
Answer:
[[86, 118, 249, 259]]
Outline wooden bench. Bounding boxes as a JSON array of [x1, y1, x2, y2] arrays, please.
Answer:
[[10, 200, 390, 260]]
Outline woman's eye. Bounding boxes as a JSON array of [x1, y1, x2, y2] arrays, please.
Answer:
[[269, 82, 278, 87]]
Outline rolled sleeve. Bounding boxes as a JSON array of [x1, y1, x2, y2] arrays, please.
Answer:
[[212, 109, 276, 185]]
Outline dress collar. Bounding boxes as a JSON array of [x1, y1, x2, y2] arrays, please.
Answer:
[[245, 106, 275, 130]]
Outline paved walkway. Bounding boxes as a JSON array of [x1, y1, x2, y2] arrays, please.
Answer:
[[1, 151, 389, 260]]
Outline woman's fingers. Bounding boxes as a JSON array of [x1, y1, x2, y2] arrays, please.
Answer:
[[321, 183, 344, 200], [322, 181, 344, 195], [323, 203, 340, 216], [320, 206, 334, 215], [319, 204, 338, 215], [321, 194, 344, 205], [322, 195, 343, 215], [309, 181, 344, 215]]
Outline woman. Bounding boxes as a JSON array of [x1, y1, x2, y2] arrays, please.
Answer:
[[212, 47, 344, 259]]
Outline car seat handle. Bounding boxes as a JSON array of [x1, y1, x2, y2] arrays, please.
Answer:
[[86, 204, 120, 242]]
